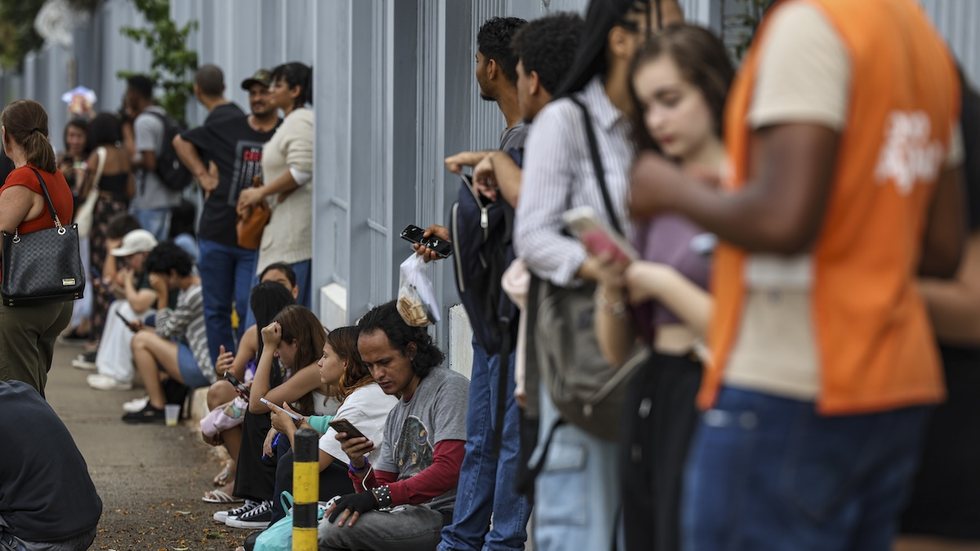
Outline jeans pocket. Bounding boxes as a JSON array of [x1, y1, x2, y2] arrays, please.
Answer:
[[535, 441, 588, 527], [781, 416, 857, 523]]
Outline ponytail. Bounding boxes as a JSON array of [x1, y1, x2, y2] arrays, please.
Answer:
[[1, 100, 56, 172]]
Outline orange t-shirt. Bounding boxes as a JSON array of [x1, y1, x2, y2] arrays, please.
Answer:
[[1, 165, 74, 235], [701, 0, 961, 414]]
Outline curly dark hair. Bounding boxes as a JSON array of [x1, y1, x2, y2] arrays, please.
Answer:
[[477, 16, 527, 84], [357, 301, 445, 380], [87, 112, 122, 148], [126, 74, 155, 100], [145, 241, 194, 277], [628, 24, 734, 153], [260, 262, 297, 287], [510, 13, 584, 96]]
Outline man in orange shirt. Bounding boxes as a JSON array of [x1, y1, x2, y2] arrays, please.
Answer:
[[631, 0, 964, 548]]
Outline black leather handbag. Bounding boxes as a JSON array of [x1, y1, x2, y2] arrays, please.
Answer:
[[1, 168, 84, 307]]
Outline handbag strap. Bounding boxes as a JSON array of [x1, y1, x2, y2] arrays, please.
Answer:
[[28, 168, 64, 230], [567, 96, 625, 236], [91, 147, 107, 192]]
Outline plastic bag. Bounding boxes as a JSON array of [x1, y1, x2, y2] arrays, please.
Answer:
[[199, 396, 247, 437], [397, 254, 441, 327]]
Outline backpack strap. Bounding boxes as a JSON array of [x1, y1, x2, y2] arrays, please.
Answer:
[[567, 96, 625, 235]]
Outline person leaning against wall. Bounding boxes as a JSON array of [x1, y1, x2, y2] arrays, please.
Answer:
[[0, 99, 76, 397]]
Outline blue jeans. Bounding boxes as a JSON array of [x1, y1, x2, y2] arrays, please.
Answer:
[[197, 239, 257, 365], [682, 386, 929, 551], [531, 381, 620, 551], [439, 343, 530, 551], [133, 207, 171, 242]]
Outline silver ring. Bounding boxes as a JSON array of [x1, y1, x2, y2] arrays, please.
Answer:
[[57, 227, 66, 235]]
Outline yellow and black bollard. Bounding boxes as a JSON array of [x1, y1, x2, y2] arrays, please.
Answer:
[[293, 428, 318, 550]]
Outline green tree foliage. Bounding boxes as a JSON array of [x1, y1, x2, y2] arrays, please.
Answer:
[[118, 0, 197, 123], [0, 0, 46, 69]]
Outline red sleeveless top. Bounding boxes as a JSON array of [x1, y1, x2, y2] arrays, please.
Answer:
[[0, 166, 74, 234]]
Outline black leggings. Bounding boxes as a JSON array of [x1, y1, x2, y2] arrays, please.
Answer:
[[620, 351, 702, 551]]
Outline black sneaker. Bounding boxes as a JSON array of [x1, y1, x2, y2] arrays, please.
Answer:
[[226, 500, 273, 529], [214, 500, 258, 524], [121, 403, 164, 424]]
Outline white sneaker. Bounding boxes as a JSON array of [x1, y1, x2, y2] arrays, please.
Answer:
[[122, 396, 150, 413], [71, 354, 97, 371], [87, 374, 133, 391]]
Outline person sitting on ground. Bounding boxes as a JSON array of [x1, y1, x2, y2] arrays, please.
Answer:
[[169, 199, 199, 260], [84, 227, 159, 390], [122, 242, 213, 423], [320, 301, 469, 551], [201, 279, 297, 504], [268, 325, 398, 524], [218, 304, 336, 530], [0, 381, 102, 550]]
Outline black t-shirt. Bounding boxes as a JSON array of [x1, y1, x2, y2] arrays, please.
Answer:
[[207, 102, 245, 126], [960, 71, 980, 231], [181, 113, 278, 247], [0, 381, 102, 541]]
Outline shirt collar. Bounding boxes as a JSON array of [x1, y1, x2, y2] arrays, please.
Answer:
[[580, 76, 626, 132]]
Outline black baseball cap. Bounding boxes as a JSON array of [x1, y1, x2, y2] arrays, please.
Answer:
[[241, 69, 272, 90]]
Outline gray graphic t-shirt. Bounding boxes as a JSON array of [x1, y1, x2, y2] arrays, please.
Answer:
[[374, 366, 468, 513]]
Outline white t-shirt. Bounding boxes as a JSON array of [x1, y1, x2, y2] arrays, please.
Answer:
[[318, 383, 397, 465]]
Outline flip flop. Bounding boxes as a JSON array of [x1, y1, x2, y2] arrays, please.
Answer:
[[202, 489, 242, 504], [213, 461, 234, 486]]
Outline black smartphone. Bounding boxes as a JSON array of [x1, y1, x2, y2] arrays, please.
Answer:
[[423, 235, 453, 258], [400, 224, 426, 245], [224, 372, 250, 399], [115, 311, 135, 331], [329, 418, 366, 439]]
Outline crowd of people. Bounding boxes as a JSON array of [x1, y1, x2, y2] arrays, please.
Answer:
[[0, 0, 978, 550]]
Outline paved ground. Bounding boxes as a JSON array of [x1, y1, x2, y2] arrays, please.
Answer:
[[47, 342, 250, 550]]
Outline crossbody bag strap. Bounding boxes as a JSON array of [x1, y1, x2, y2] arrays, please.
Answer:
[[92, 146, 107, 191], [567, 96, 625, 236], [29, 168, 63, 229]]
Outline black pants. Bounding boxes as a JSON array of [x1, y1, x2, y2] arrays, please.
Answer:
[[621, 351, 702, 551], [233, 411, 277, 502], [270, 449, 354, 524], [900, 345, 980, 539]]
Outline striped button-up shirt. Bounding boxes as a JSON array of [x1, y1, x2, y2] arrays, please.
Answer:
[[515, 76, 634, 286]]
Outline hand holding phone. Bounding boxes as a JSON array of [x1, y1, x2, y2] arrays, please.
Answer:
[[329, 418, 366, 440], [224, 372, 250, 399], [402, 224, 453, 260], [259, 397, 303, 421], [115, 311, 141, 332]]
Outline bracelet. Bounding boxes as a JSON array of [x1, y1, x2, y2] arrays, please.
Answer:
[[348, 458, 370, 475], [371, 485, 392, 509], [595, 289, 627, 317]]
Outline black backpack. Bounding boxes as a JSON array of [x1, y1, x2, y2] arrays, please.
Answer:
[[449, 172, 518, 355], [147, 111, 194, 192]]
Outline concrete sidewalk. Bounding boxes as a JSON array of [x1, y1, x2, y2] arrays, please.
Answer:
[[46, 342, 247, 549]]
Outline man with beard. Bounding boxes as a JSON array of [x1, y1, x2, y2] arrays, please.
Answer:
[[173, 68, 281, 365]]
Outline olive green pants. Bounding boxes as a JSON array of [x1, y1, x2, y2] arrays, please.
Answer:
[[0, 300, 73, 398]]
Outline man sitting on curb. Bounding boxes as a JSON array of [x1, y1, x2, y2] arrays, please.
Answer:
[[320, 301, 469, 551], [122, 242, 215, 423], [0, 381, 102, 550], [86, 228, 159, 390]]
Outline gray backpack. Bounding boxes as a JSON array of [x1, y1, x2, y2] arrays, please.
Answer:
[[530, 97, 643, 441]]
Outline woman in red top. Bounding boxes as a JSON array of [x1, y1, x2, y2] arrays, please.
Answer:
[[0, 99, 75, 397]]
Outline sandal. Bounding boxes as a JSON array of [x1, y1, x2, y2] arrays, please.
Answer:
[[213, 460, 235, 486], [202, 489, 242, 504]]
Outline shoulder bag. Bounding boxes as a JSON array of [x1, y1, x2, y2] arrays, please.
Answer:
[[75, 146, 106, 238], [1, 168, 85, 306], [237, 175, 271, 250]]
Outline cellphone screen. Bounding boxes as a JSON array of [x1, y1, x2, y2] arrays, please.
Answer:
[[425, 236, 453, 258], [329, 419, 366, 439]]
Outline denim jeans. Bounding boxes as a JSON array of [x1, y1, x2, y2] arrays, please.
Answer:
[[682, 386, 929, 551], [532, 382, 620, 551], [438, 343, 530, 551], [133, 207, 171, 242], [197, 238, 257, 364]]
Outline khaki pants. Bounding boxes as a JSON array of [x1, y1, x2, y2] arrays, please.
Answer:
[[0, 300, 73, 398]]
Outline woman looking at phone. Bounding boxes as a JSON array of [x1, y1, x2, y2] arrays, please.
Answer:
[[592, 25, 732, 551], [268, 325, 398, 524]]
